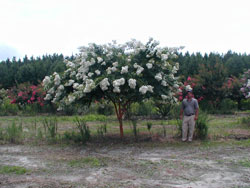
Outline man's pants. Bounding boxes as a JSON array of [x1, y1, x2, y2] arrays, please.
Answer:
[[182, 115, 195, 141]]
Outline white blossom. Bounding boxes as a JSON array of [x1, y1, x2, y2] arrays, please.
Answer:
[[88, 72, 94, 77], [70, 71, 76, 77], [97, 57, 103, 63], [100, 78, 110, 91], [161, 95, 168, 100], [161, 54, 168, 61], [66, 61, 75, 68], [155, 73, 163, 81], [73, 83, 79, 89], [172, 66, 178, 74], [161, 80, 167, 86], [133, 63, 139, 69], [51, 98, 57, 103], [44, 94, 52, 100], [58, 85, 64, 91], [57, 106, 63, 111], [111, 67, 117, 72], [247, 79, 250, 87], [55, 92, 62, 99], [65, 79, 75, 86], [54, 74, 61, 86], [48, 87, 55, 94], [128, 79, 136, 89], [136, 66, 144, 75], [146, 63, 153, 69], [95, 70, 101, 75], [68, 95, 76, 104], [101, 61, 106, 66], [84, 79, 95, 93], [173, 84, 179, 89], [113, 87, 121, 93], [139, 86, 148, 95], [90, 58, 95, 65], [147, 85, 154, 93], [113, 78, 125, 87], [149, 59, 155, 64], [106, 67, 112, 74], [112, 62, 118, 67], [121, 66, 128, 74], [185, 85, 192, 91], [42, 76, 51, 87]]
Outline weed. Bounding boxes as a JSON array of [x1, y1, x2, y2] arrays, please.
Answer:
[[5, 121, 23, 143], [131, 119, 139, 141], [97, 122, 107, 138], [0, 125, 3, 140], [176, 119, 182, 137], [146, 122, 153, 132], [42, 117, 58, 141], [63, 130, 83, 143], [36, 127, 43, 140], [0, 165, 28, 175], [161, 121, 167, 137], [74, 117, 91, 143], [195, 112, 209, 140]]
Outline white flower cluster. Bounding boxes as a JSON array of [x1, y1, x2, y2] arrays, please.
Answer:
[[146, 63, 153, 69], [113, 78, 125, 93], [155, 73, 163, 81], [185, 85, 192, 91], [128, 79, 136, 89], [139, 85, 154, 94], [100, 78, 110, 91], [54, 73, 61, 86], [84, 79, 95, 93], [133, 63, 144, 75], [121, 66, 128, 74]]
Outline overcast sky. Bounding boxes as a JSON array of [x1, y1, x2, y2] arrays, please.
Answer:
[[0, 0, 250, 60]]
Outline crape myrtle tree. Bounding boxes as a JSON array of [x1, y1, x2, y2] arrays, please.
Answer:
[[42, 38, 181, 138]]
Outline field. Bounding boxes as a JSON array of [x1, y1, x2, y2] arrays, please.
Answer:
[[0, 113, 250, 188]]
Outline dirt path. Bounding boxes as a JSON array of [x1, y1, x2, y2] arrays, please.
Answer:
[[0, 141, 250, 188]]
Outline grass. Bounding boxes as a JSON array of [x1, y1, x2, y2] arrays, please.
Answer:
[[0, 112, 249, 145], [68, 157, 105, 168], [0, 165, 29, 175], [238, 159, 250, 168]]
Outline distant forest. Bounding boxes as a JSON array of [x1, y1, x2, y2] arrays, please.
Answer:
[[0, 51, 250, 89]]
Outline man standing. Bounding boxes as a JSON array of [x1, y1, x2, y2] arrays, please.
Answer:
[[180, 89, 199, 142]]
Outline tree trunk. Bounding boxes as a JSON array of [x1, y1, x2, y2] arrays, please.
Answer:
[[237, 98, 242, 110], [113, 102, 124, 139]]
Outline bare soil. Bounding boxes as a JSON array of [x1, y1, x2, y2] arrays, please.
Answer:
[[0, 139, 250, 188]]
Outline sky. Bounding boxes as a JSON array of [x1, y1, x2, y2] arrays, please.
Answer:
[[0, 0, 250, 60]]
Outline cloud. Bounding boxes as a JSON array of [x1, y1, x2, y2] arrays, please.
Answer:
[[0, 44, 20, 61]]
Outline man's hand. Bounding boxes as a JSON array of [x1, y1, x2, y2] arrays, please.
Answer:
[[194, 116, 198, 121], [180, 115, 183, 120]]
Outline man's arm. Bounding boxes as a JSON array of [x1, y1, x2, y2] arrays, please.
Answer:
[[194, 108, 199, 121], [194, 100, 199, 121]]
